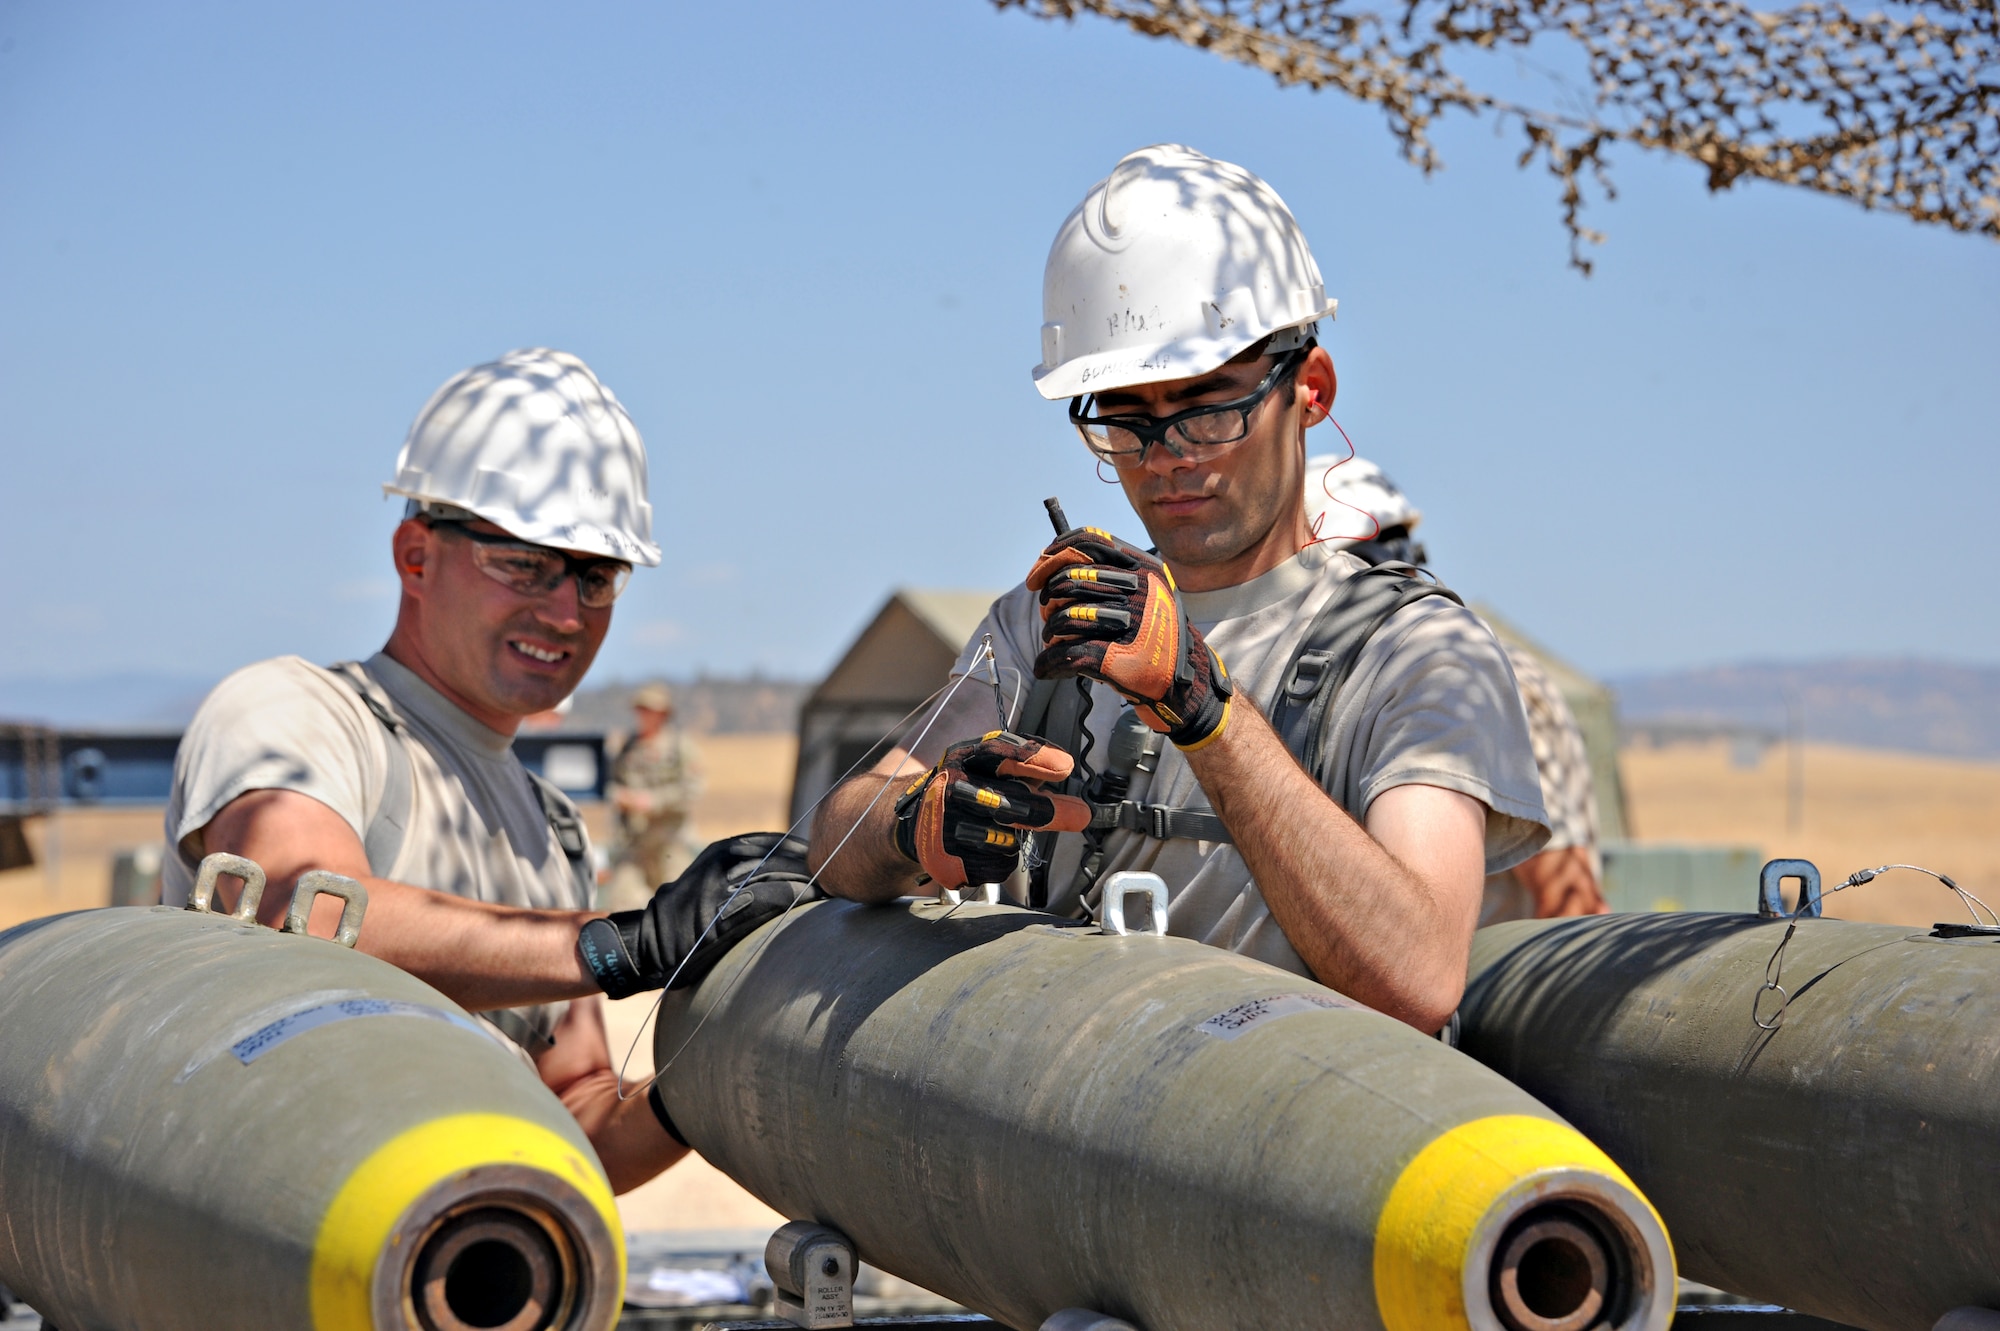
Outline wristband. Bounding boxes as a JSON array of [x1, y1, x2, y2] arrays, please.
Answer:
[[577, 916, 645, 1000], [647, 1080, 688, 1147]]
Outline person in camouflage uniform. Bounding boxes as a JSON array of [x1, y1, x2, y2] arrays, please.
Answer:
[[1478, 645, 1608, 923], [604, 682, 704, 911], [1301, 453, 1609, 923]]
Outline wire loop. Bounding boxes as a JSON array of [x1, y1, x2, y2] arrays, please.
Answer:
[[1752, 862, 1988, 1032]]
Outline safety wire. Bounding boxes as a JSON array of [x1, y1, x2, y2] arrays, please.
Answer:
[[1753, 863, 1996, 1031], [613, 643, 1006, 1101]]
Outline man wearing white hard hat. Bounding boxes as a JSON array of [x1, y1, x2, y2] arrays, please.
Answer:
[[164, 349, 816, 1189], [1304, 453, 1610, 921], [811, 146, 1547, 1034]]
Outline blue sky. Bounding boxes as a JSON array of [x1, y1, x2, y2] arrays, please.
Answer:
[[2, 0, 1995, 698]]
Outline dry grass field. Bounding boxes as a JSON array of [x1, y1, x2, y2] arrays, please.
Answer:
[[604, 732, 795, 1233], [7, 728, 1994, 1234], [1621, 738, 2000, 925]]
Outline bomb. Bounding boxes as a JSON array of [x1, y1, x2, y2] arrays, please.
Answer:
[[1460, 904, 2000, 1331], [656, 884, 1676, 1331], [0, 854, 624, 1331]]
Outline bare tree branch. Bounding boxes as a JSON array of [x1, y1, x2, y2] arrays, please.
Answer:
[[995, 0, 1999, 271]]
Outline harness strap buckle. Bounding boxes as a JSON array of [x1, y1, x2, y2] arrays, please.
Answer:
[[1285, 652, 1331, 699]]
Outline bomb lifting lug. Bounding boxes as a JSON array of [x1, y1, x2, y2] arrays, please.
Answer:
[[1098, 871, 1168, 937], [1757, 859, 1823, 918]]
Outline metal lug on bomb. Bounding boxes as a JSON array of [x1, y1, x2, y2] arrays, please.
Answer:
[[1097, 870, 1168, 936], [657, 896, 1676, 1331], [0, 852, 624, 1331]]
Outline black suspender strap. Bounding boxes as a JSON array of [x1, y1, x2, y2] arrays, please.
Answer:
[[328, 661, 413, 878], [1268, 561, 1461, 793], [527, 770, 597, 902]]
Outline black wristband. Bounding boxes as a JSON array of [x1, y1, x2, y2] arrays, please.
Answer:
[[890, 777, 927, 864], [577, 916, 646, 1000], [647, 1080, 688, 1147]]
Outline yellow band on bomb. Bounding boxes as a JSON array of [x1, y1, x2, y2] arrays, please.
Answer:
[[310, 1113, 623, 1331], [1373, 1114, 1662, 1331]]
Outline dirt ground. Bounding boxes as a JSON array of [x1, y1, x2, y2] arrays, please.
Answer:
[[1620, 738, 2000, 925], [8, 729, 1995, 1233]]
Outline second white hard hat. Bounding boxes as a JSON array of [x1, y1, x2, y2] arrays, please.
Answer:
[[1303, 454, 1422, 547], [1033, 144, 1338, 401], [384, 348, 662, 567]]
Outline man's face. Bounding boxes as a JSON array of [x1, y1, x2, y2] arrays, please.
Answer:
[[1090, 347, 1328, 570], [399, 519, 613, 723], [634, 704, 670, 737]]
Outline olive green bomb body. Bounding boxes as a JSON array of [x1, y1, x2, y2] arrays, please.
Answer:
[[1460, 913, 2000, 1331], [0, 872, 623, 1331], [656, 897, 1674, 1331]]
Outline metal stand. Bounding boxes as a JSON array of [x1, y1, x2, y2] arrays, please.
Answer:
[[1039, 1311, 1141, 1331], [765, 1222, 855, 1329]]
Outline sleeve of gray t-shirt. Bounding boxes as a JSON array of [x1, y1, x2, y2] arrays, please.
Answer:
[[163, 656, 386, 884], [915, 584, 1044, 766], [1338, 598, 1552, 875]]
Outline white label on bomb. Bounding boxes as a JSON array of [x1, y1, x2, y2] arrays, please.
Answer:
[[1199, 992, 1359, 1040]]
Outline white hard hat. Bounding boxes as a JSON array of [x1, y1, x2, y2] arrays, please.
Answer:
[[1303, 453, 1422, 547], [1033, 144, 1338, 401], [384, 348, 661, 567]]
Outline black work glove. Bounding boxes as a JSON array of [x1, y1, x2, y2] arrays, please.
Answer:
[[891, 730, 1092, 891], [577, 832, 819, 999]]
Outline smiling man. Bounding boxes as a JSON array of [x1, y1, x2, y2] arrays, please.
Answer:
[[162, 349, 811, 1190], [809, 147, 1548, 1033]]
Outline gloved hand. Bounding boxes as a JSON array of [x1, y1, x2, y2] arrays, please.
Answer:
[[577, 832, 819, 999], [892, 730, 1092, 891], [1026, 526, 1234, 749]]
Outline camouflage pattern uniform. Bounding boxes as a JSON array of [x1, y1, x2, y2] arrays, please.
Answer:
[[1480, 643, 1606, 924], [604, 723, 704, 912]]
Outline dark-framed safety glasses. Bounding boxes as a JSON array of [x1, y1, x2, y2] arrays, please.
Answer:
[[1070, 348, 1307, 469], [428, 520, 633, 609]]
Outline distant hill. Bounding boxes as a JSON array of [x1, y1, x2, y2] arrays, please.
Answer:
[[17, 659, 1993, 755], [1609, 659, 2000, 761], [563, 676, 808, 736]]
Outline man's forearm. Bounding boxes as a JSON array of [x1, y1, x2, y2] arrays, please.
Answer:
[[807, 764, 924, 902], [555, 1067, 688, 1193], [201, 788, 606, 1011], [537, 997, 687, 1194], [330, 881, 605, 1010], [1182, 703, 1483, 1031]]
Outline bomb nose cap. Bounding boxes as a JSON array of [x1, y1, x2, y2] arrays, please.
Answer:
[[1373, 1114, 1675, 1331]]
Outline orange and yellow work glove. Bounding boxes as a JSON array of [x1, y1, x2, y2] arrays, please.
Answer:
[[892, 731, 1092, 891], [1026, 526, 1234, 749]]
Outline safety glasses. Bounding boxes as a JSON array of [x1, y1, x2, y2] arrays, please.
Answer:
[[431, 522, 632, 609], [1070, 349, 1305, 469]]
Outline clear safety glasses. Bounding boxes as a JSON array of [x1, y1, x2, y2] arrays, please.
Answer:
[[431, 522, 633, 609], [1069, 350, 1305, 469]]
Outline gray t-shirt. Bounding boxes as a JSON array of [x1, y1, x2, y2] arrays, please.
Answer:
[[923, 544, 1548, 980], [162, 651, 589, 1048]]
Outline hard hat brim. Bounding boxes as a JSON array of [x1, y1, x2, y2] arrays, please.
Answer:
[[1032, 305, 1336, 401], [383, 484, 663, 567]]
